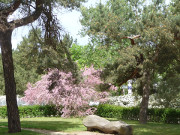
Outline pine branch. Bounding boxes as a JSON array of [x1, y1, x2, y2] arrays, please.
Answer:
[[119, 68, 139, 86], [0, 0, 22, 16], [9, 0, 43, 29], [121, 35, 141, 45]]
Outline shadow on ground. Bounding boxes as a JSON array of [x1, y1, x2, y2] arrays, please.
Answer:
[[0, 127, 44, 135], [107, 118, 180, 135], [0, 119, 85, 132], [0, 118, 179, 135]]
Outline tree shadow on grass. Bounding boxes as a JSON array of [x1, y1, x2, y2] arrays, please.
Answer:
[[1, 118, 179, 135], [0, 120, 86, 132], [0, 127, 44, 135], [132, 123, 180, 135], [107, 118, 180, 135], [130, 122, 180, 135]]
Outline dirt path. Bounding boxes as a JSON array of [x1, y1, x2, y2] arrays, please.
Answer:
[[22, 128, 114, 135], [1, 126, 113, 135]]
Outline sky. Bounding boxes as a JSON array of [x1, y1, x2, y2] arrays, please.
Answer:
[[11, 0, 107, 49], [10, 0, 171, 49]]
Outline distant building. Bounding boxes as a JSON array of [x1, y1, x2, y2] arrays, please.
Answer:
[[0, 95, 29, 106]]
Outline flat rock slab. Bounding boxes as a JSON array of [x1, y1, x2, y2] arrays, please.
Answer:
[[83, 115, 133, 135]]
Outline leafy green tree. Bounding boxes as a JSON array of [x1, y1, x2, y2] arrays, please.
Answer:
[[14, 29, 79, 94], [0, 0, 86, 133], [80, 0, 180, 124], [69, 40, 130, 69], [70, 44, 116, 68], [15, 29, 72, 74], [153, 73, 180, 108]]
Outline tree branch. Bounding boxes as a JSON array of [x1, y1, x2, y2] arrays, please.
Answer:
[[119, 68, 140, 86], [174, 32, 180, 41], [117, 35, 142, 86], [9, 0, 43, 29], [121, 35, 141, 45], [0, 0, 22, 16]]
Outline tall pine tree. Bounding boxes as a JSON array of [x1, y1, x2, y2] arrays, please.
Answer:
[[80, 0, 180, 124], [0, 0, 86, 133]]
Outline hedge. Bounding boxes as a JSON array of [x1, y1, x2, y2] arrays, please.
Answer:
[[0, 105, 60, 118], [0, 104, 179, 124], [95, 104, 180, 124]]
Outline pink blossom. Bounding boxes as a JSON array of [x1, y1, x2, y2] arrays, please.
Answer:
[[23, 66, 116, 117]]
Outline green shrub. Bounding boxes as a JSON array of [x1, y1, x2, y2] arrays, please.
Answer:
[[0, 105, 60, 118], [148, 108, 165, 122], [0, 107, 7, 118], [96, 104, 180, 124], [95, 104, 140, 120], [162, 108, 180, 124]]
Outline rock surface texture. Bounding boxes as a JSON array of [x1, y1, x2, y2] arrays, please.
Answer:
[[83, 115, 133, 135]]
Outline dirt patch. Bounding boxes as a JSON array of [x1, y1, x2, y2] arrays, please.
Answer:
[[22, 128, 114, 135], [0, 126, 113, 135], [69, 131, 113, 135]]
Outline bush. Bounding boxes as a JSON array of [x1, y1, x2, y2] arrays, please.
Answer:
[[0, 107, 7, 118], [96, 104, 180, 124], [148, 108, 165, 122], [162, 108, 180, 124], [95, 104, 139, 120], [0, 105, 59, 118]]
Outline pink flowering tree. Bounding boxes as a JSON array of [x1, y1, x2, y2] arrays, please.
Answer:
[[23, 66, 115, 117]]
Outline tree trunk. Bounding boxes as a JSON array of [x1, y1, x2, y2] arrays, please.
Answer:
[[0, 30, 21, 133], [139, 69, 151, 124]]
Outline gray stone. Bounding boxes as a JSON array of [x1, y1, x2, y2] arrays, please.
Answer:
[[83, 115, 133, 135]]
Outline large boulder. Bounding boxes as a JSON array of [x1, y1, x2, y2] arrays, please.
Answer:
[[83, 115, 133, 135]]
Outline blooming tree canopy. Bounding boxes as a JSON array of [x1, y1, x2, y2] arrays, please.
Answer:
[[23, 66, 114, 117]]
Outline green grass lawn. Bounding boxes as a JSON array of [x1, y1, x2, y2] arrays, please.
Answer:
[[0, 117, 179, 135], [110, 119, 180, 135]]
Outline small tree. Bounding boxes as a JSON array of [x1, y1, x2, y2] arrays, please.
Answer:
[[23, 66, 112, 117]]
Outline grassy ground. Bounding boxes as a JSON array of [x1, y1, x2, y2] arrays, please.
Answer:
[[0, 126, 43, 135], [0, 117, 179, 135], [0, 117, 85, 133], [109, 119, 180, 135]]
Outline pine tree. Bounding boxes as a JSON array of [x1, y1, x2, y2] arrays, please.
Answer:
[[0, 0, 86, 133], [80, 0, 180, 124]]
